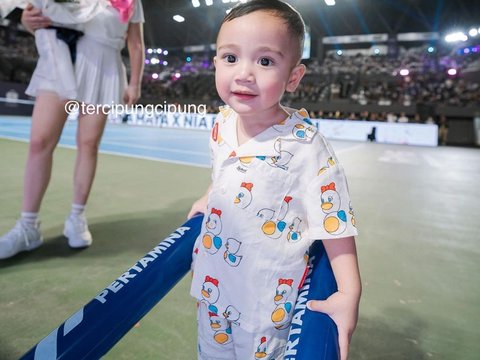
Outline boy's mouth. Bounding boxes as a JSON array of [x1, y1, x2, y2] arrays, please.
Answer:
[[231, 91, 257, 100]]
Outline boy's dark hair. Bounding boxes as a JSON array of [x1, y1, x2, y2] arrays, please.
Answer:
[[221, 0, 305, 62]]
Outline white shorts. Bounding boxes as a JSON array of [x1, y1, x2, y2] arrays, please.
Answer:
[[197, 301, 290, 360]]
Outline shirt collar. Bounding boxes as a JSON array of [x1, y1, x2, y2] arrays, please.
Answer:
[[218, 106, 317, 158]]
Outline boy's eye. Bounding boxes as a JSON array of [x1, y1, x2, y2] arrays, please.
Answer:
[[259, 57, 273, 66], [225, 54, 237, 63]]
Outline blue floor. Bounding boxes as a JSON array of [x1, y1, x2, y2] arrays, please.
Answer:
[[0, 116, 211, 167], [0, 116, 359, 168]]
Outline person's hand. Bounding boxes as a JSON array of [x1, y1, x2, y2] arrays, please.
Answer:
[[307, 290, 360, 360], [21, 3, 51, 33], [187, 193, 208, 219], [123, 84, 141, 105]]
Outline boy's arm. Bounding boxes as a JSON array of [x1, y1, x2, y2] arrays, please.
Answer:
[[124, 22, 144, 105], [307, 236, 361, 360], [187, 184, 212, 219]]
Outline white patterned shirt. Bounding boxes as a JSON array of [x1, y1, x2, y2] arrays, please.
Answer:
[[190, 106, 358, 333]]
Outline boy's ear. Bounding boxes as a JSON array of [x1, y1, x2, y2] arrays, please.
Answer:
[[213, 56, 218, 67], [286, 63, 306, 93]]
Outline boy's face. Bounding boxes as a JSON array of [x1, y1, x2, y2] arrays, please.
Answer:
[[214, 11, 305, 117]]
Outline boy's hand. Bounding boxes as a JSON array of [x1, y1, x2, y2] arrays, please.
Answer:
[[187, 194, 208, 219], [307, 290, 359, 360], [187, 185, 211, 219]]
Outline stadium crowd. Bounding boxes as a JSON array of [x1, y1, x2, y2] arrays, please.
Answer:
[[1, 23, 479, 126], [139, 45, 480, 123]]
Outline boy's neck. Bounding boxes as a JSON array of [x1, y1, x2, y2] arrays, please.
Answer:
[[235, 105, 290, 146]]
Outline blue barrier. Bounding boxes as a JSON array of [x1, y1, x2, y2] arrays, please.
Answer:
[[21, 215, 204, 360], [285, 240, 340, 360], [21, 215, 338, 359]]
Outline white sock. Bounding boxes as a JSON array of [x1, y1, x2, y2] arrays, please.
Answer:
[[70, 203, 86, 218], [20, 212, 39, 227]]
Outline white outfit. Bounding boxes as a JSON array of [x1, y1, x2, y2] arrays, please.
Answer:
[[191, 106, 358, 358], [30, 0, 101, 26], [0, 0, 29, 18], [26, 0, 144, 105], [197, 301, 289, 360]]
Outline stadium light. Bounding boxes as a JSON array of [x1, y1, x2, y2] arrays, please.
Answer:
[[173, 15, 185, 23], [336, 50, 342, 55], [325, 0, 335, 6], [427, 46, 435, 53], [445, 32, 468, 43], [469, 28, 478, 37], [399, 69, 409, 76], [447, 68, 457, 76], [192, 0, 245, 8]]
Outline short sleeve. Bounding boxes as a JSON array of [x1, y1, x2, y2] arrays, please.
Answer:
[[304, 136, 358, 240], [130, 0, 144, 23]]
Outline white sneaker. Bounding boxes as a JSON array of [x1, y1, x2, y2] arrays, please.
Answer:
[[63, 215, 92, 248], [0, 220, 43, 259]]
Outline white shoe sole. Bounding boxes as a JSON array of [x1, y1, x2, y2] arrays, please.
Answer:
[[0, 238, 43, 260], [27, 238, 44, 251], [63, 229, 92, 249]]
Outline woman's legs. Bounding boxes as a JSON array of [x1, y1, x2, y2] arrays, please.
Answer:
[[63, 110, 108, 248], [0, 92, 68, 259], [22, 92, 69, 212], [72, 111, 108, 205]]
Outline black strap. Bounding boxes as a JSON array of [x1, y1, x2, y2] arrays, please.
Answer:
[[48, 26, 84, 64]]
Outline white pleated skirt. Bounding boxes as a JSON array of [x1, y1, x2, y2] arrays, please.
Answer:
[[26, 29, 127, 105]]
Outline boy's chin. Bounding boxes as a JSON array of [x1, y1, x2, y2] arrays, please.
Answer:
[[225, 102, 257, 115]]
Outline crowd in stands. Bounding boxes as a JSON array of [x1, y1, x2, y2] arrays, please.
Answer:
[[1, 23, 479, 125], [286, 47, 480, 107], [140, 45, 480, 117], [141, 55, 217, 105], [0, 26, 37, 84]]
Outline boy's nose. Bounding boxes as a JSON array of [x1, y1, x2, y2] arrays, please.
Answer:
[[235, 63, 255, 83]]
